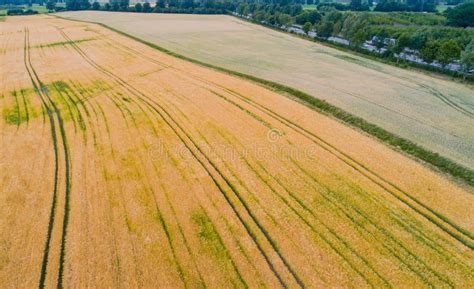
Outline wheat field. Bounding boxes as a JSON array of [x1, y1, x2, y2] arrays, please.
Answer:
[[1, 15, 473, 288], [60, 11, 474, 169]]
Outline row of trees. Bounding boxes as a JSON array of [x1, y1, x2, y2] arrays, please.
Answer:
[[444, 2, 474, 27], [234, 3, 472, 72], [313, 11, 472, 65], [374, 0, 437, 12], [1, 0, 43, 5], [312, 0, 437, 12], [65, 0, 235, 13]]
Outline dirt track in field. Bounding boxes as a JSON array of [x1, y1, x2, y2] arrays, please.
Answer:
[[1, 15, 473, 288], [59, 11, 474, 169]]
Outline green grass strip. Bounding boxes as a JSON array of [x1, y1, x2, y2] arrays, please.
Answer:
[[54, 14, 474, 187]]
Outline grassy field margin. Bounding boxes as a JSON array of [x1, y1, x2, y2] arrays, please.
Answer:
[[55, 14, 474, 188]]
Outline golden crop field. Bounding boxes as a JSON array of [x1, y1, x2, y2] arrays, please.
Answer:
[[60, 11, 474, 169], [1, 15, 473, 288]]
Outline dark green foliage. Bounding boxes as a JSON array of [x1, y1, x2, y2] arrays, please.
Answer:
[[66, 0, 90, 10], [437, 40, 462, 66], [134, 2, 142, 12], [350, 0, 369, 11], [367, 12, 446, 26], [375, 0, 410, 12], [143, 2, 151, 12], [46, 0, 55, 11], [375, 0, 436, 12], [316, 20, 334, 37], [108, 0, 128, 11], [295, 10, 321, 25], [111, 1, 119, 11], [393, 32, 410, 53], [444, 3, 474, 28], [420, 40, 440, 62], [91, 1, 100, 10], [302, 21, 312, 34], [7, 7, 38, 14], [317, 2, 351, 11], [155, 0, 165, 8], [364, 25, 473, 62]]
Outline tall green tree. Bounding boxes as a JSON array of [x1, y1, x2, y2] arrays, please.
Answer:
[[143, 2, 151, 12], [91, 1, 100, 10], [302, 21, 312, 34], [393, 32, 410, 54], [119, 0, 129, 11], [317, 20, 334, 38], [110, 0, 120, 10], [444, 3, 474, 27], [66, 0, 90, 10], [436, 40, 462, 67], [46, 0, 55, 10], [135, 2, 142, 11], [420, 40, 440, 63], [156, 0, 166, 8]]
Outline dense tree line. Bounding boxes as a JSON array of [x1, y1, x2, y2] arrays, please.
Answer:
[[316, 10, 472, 68], [374, 0, 437, 12], [65, 0, 235, 13], [444, 2, 474, 27], [6, 7, 38, 14], [0, 0, 43, 5], [233, 3, 473, 73]]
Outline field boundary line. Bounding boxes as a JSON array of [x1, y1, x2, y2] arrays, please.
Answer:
[[52, 14, 474, 188]]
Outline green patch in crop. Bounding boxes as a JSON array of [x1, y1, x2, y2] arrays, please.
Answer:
[[91, 79, 110, 91], [192, 210, 228, 260], [36, 38, 96, 49], [3, 106, 23, 125], [52, 80, 70, 92], [125, 216, 137, 234], [119, 149, 142, 180], [102, 168, 110, 181], [2, 89, 38, 125], [112, 257, 120, 270], [47, 81, 84, 127]]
